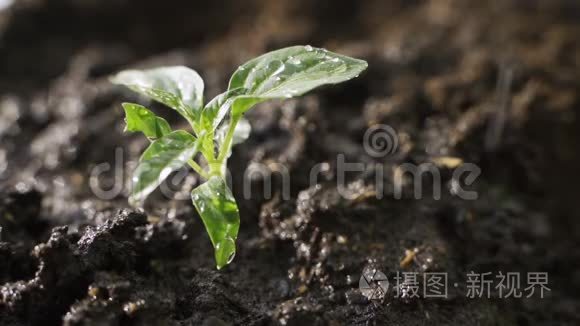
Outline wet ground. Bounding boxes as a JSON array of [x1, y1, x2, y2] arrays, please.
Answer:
[[1, 0, 580, 325]]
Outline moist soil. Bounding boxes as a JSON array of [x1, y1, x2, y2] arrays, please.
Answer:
[[1, 0, 579, 325]]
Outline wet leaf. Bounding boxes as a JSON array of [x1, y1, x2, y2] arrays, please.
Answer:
[[131, 130, 201, 205], [122, 103, 171, 139], [111, 66, 204, 124], [191, 176, 240, 269], [199, 87, 246, 131], [226, 45, 367, 116]]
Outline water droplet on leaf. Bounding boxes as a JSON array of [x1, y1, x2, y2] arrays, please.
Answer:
[[215, 236, 236, 269]]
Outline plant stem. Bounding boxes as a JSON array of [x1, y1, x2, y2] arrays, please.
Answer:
[[217, 116, 240, 163], [189, 121, 215, 163], [205, 130, 216, 161], [188, 159, 210, 180]]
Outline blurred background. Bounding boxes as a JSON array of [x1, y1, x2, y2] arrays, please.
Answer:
[[0, 0, 579, 325]]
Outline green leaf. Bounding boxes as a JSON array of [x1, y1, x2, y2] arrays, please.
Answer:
[[122, 103, 171, 140], [130, 130, 202, 205], [227, 45, 367, 116], [111, 66, 204, 123], [191, 176, 240, 269], [199, 87, 246, 131]]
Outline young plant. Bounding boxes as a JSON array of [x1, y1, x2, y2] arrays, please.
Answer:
[[111, 46, 367, 269]]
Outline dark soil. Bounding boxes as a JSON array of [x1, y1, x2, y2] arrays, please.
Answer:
[[1, 0, 580, 325]]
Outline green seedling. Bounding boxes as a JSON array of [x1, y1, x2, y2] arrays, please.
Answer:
[[111, 45, 367, 269]]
